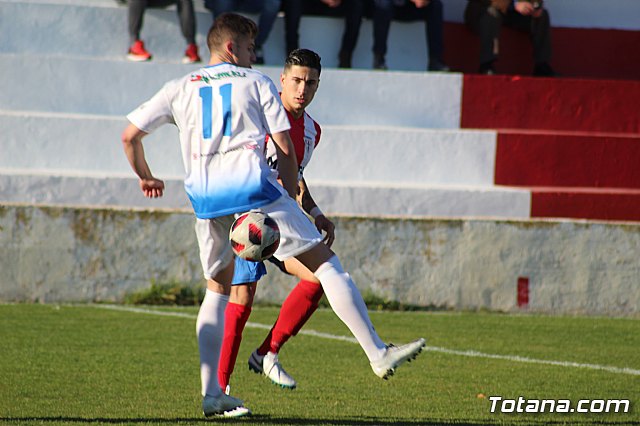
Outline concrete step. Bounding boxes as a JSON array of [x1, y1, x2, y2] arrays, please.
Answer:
[[7, 109, 640, 221], [0, 107, 529, 219], [0, 0, 440, 72], [461, 75, 640, 135], [0, 53, 461, 129], [306, 181, 530, 218], [5, 0, 639, 81], [8, 0, 639, 38], [0, 169, 192, 210], [531, 187, 640, 222], [0, 171, 531, 218], [304, 126, 496, 186], [495, 130, 640, 189], [1, 0, 211, 60], [0, 110, 185, 176], [0, 110, 491, 185]]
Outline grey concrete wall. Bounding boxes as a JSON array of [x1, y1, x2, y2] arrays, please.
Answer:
[[2, 203, 638, 317]]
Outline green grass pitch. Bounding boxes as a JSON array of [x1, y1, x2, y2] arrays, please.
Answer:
[[0, 304, 638, 425]]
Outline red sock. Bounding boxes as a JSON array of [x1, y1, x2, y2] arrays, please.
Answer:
[[218, 302, 251, 390], [258, 280, 323, 355]]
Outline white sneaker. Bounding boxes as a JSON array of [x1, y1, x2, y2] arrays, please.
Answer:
[[370, 338, 426, 380], [202, 393, 250, 418], [248, 349, 297, 389]]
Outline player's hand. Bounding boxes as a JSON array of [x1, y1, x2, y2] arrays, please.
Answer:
[[139, 177, 165, 198], [411, 0, 430, 8], [314, 215, 335, 248]]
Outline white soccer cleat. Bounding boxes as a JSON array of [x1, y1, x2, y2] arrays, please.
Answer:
[[370, 338, 426, 380], [202, 392, 250, 418], [248, 349, 297, 389]]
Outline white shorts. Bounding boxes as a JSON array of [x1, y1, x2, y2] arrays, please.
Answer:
[[194, 214, 236, 280], [195, 194, 322, 280]]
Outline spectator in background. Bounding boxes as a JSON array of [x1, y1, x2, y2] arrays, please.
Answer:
[[127, 0, 201, 63], [204, 0, 282, 64], [283, 0, 365, 68], [371, 0, 449, 71], [464, 0, 556, 76]]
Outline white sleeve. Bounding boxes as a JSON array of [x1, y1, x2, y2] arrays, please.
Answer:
[[259, 78, 291, 135], [126, 83, 175, 133]]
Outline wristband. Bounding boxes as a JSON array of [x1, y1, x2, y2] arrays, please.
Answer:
[[309, 206, 323, 219]]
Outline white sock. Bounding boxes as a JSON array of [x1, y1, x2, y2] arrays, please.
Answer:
[[196, 289, 229, 397], [314, 255, 386, 362]]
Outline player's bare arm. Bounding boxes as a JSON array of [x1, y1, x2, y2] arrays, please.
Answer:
[[270, 130, 298, 199], [121, 123, 165, 198], [298, 177, 335, 247]]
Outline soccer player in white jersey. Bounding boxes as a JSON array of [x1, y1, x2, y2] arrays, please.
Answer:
[[121, 12, 426, 419]]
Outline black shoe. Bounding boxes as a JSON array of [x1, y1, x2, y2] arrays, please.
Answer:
[[428, 58, 450, 72], [338, 51, 352, 69], [533, 62, 557, 77], [479, 61, 496, 75], [373, 53, 387, 70]]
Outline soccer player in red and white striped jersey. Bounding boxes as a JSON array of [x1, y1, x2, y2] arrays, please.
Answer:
[[218, 48, 336, 393]]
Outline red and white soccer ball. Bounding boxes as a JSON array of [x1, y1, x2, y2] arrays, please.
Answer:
[[229, 211, 280, 262]]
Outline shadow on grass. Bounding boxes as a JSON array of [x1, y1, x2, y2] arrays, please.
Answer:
[[1, 416, 638, 425]]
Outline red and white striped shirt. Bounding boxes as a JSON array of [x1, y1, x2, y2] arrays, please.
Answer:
[[265, 109, 322, 180]]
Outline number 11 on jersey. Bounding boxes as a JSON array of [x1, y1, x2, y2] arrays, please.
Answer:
[[199, 83, 232, 139]]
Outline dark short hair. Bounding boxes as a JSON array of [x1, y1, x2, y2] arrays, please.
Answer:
[[207, 13, 258, 53], [284, 49, 322, 76]]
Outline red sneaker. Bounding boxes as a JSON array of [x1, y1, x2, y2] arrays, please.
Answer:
[[183, 43, 201, 64], [127, 40, 151, 62]]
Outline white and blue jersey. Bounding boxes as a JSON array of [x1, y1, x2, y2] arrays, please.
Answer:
[[127, 63, 291, 219], [232, 107, 323, 285]]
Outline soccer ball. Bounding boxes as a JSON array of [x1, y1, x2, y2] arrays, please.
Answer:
[[229, 211, 280, 262]]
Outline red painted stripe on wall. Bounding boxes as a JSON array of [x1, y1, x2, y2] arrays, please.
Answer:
[[461, 74, 640, 134], [551, 27, 640, 81], [495, 132, 640, 189], [531, 188, 640, 221]]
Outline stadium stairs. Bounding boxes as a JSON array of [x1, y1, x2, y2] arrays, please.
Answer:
[[461, 75, 640, 221], [1, 0, 639, 221]]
